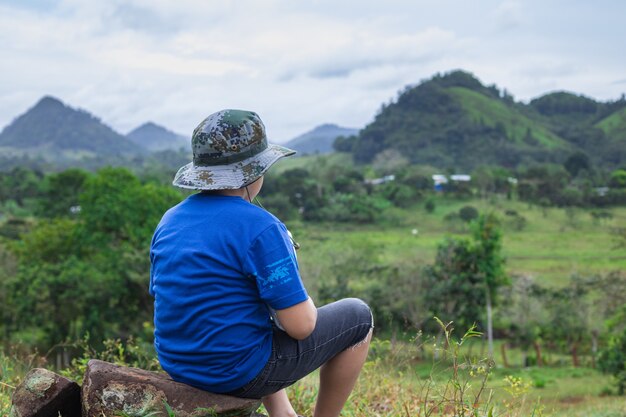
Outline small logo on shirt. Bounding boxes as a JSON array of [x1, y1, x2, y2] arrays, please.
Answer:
[[259, 256, 294, 289]]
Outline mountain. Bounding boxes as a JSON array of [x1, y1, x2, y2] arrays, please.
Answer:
[[283, 124, 359, 155], [126, 122, 188, 152], [348, 70, 626, 169], [0, 96, 144, 163]]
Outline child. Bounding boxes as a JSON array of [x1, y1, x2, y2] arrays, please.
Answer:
[[150, 110, 372, 417]]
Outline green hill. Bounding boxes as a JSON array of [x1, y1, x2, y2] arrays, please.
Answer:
[[126, 122, 188, 152], [349, 71, 625, 170], [448, 87, 568, 149], [0, 96, 145, 163], [596, 106, 626, 140], [283, 124, 359, 155]]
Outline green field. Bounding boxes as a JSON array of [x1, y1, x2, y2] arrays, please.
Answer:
[[283, 338, 626, 417], [291, 195, 626, 288]]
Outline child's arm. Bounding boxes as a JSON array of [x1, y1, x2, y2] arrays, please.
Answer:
[[275, 297, 317, 340]]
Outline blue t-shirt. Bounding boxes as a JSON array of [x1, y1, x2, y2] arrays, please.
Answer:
[[149, 193, 308, 392]]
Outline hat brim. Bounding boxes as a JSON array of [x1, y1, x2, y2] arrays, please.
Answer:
[[172, 144, 296, 190]]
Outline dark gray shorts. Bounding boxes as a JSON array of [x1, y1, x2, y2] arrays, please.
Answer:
[[225, 298, 373, 399]]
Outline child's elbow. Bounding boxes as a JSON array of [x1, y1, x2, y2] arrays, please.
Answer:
[[290, 312, 317, 340], [277, 297, 318, 340]]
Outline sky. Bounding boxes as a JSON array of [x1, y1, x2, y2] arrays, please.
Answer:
[[1, 0, 625, 142]]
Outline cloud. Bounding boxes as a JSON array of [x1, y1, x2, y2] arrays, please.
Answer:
[[0, 0, 625, 140], [491, 0, 524, 33]]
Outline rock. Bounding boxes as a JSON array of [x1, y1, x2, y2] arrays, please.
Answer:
[[10, 368, 81, 417], [82, 359, 261, 417]]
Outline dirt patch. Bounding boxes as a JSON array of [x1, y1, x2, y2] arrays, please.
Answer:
[[559, 396, 584, 404]]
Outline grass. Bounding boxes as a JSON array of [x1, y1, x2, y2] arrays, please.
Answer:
[[2, 332, 625, 416], [596, 106, 626, 139], [288, 339, 626, 417], [0, 347, 48, 414], [1, 172, 624, 415], [447, 87, 569, 149], [291, 195, 626, 288], [285, 335, 626, 417]]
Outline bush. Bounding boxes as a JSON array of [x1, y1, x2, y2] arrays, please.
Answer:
[[260, 193, 299, 220], [424, 199, 436, 213], [459, 205, 479, 222], [374, 182, 418, 208], [598, 309, 626, 395], [320, 194, 391, 223]]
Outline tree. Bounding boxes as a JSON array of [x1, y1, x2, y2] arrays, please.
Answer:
[[610, 169, 626, 188], [79, 167, 180, 245], [599, 305, 626, 394], [37, 168, 91, 218], [544, 281, 590, 367], [332, 135, 357, 153], [0, 166, 44, 207], [423, 238, 485, 334], [459, 205, 479, 223], [3, 167, 182, 352], [471, 214, 508, 358], [497, 275, 548, 367], [424, 214, 508, 353], [563, 152, 591, 178]]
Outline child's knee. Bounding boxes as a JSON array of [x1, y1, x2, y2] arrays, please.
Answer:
[[343, 297, 373, 328]]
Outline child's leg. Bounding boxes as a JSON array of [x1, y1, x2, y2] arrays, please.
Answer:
[[229, 298, 373, 416], [314, 328, 372, 417], [262, 389, 297, 417]]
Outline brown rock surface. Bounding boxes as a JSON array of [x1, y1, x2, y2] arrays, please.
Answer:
[[82, 359, 261, 417], [10, 367, 81, 417]]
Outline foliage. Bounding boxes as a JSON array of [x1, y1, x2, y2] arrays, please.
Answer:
[[0, 96, 143, 159], [423, 237, 485, 331], [338, 71, 626, 173], [0, 166, 44, 207], [425, 198, 436, 213], [2, 167, 182, 351], [609, 169, 626, 188], [470, 214, 508, 300], [332, 134, 357, 152], [423, 214, 508, 333], [459, 205, 479, 222], [564, 152, 592, 178], [599, 305, 626, 395], [59, 334, 161, 384], [530, 91, 599, 118], [36, 168, 90, 218]]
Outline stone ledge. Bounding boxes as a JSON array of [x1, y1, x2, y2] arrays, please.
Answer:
[[10, 367, 81, 417], [82, 359, 261, 417]]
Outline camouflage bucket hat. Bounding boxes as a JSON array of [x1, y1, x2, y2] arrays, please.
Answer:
[[173, 109, 296, 190]]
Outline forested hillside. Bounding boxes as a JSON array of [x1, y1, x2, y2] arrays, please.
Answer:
[[341, 71, 626, 170], [126, 122, 187, 152], [283, 123, 359, 155], [0, 97, 143, 161]]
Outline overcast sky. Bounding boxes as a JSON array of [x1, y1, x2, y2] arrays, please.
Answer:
[[1, 0, 625, 142]]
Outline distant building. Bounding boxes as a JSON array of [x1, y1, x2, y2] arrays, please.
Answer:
[[450, 174, 471, 182], [432, 174, 471, 191], [594, 187, 609, 197], [432, 174, 448, 192], [365, 175, 395, 186]]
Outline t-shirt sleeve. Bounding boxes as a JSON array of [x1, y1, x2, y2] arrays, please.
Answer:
[[245, 222, 308, 310]]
